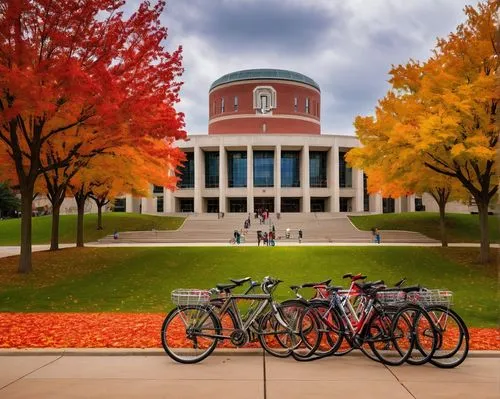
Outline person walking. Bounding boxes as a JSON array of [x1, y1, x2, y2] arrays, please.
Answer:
[[374, 227, 381, 244], [257, 231, 262, 246], [298, 229, 303, 244]]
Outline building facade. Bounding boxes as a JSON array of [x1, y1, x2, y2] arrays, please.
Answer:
[[127, 68, 418, 215]]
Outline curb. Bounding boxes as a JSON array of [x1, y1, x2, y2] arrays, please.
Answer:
[[0, 348, 498, 357]]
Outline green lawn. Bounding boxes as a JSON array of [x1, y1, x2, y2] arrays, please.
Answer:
[[0, 246, 497, 327], [0, 213, 185, 245], [349, 212, 500, 243]]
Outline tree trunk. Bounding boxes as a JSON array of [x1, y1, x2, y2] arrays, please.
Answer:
[[50, 205, 61, 251], [97, 203, 103, 230], [18, 189, 34, 273], [477, 200, 490, 264], [76, 197, 85, 247], [438, 201, 448, 247]]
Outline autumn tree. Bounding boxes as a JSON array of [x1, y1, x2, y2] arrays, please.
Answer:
[[348, 1, 498, 262], [69, 140, 183, 247], [0, 0, 185, 272]]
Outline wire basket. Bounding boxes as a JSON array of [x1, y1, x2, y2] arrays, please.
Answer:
[[376, 290, 407, 306], [171, 289, 211, 306], [407, 289, 453, 307]]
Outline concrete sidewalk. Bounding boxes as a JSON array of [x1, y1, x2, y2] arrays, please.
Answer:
[[0, 352, 498, 399]]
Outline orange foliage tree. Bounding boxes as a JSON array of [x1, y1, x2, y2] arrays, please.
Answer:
[[0, 0, 185, 272], [348, 1, 498, 262]]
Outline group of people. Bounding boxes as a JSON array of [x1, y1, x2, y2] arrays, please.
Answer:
[[257, 228, 275, 246], [255, 208, 269, 225]]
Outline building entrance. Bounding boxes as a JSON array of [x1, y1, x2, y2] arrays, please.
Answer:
[[339, 197, 352, 212], [229, 198, 247, 213], [178, 198, 194, 213], [254, 197, 275, 212], [383, 198, 395, 213], [311, 198, 327, 212], [205, 198, 219, 213], [281, 198, 300, 212]]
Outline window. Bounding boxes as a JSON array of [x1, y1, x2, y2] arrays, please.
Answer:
[[234, 96, 238, 111], [316, 101, 319, 117], [205, 151, 219, 188], [363, 173, 369, 212], [227, 151, 247, 187], [179, 152, 195, 188], [156, 196, 164, 213], [153, 185, 164, 194], [253, 86, 276, 113], [281, 151, 300, 187], [305, 97, 310, 114], [309, 152, 327, 187], [253, 151, 274, 187], [221, 97, 225, 113], [339, 151, 352, 188], [294, 97, 298, 112], [212, 101, 216, 115]]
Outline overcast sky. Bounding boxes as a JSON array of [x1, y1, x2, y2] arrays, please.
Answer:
[[146, 0, 471, 135]]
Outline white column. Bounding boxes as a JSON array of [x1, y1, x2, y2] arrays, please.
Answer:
[[125, 194, 133, 213], [194, 146, 202, 213], [301, 144, 310, 213], [353, 168, 364, 212], [406, 195, 415, 212], [275, 144, 281, 213], [164, 188, 173, 213], [219, 145, 226, 213], [332, 142, 340, 212], [247, 145, 253, 213], [394, 197, 402, 213], [369, 193, 383, 213]]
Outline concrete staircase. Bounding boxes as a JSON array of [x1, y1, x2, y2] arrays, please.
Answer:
[[97, 213, 438, 244]]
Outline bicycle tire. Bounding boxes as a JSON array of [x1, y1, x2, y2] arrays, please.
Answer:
[[161, 305, 220, 364]]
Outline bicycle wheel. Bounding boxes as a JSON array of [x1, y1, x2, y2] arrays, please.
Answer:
[[161, 305, 220, 364], [210, 299, 240, 345], [426, 306, 469, 368], [258, 307, 300, 358], [276, 300, 312, 352], [368, 305, 415, 366], [406, 306, 438, 365], [303, 301, 343, 357]]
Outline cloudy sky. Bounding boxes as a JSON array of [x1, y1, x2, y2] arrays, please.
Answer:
[[149, 0, 471, 135]]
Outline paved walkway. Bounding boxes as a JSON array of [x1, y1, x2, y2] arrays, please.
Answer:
[[1, 242, 498, 259], [0, 352, 498, 398]]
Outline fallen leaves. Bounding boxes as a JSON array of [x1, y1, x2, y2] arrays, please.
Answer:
[[0, 313, 498, 350]]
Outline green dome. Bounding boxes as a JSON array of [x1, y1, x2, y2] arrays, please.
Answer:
[[210, 68, 320, 91]]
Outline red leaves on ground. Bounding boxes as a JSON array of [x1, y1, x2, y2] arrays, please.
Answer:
[[0, 313, 498, 350]]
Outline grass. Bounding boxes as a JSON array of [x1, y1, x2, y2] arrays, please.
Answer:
[[0, 246, 497, 327], [349, 212, 500, 243], [0, 213, 185, 245]]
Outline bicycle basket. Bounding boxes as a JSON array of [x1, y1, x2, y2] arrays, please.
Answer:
[[376, 290, 407, 306], [407, 289, 453, 307], [171, 289, 211, 306]]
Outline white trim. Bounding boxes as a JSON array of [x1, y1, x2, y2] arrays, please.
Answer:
[[209, 113, 320, 125], [209, 79, 321, 95]]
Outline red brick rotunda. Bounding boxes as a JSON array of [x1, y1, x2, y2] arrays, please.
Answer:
[[208, 68, 321, 135]]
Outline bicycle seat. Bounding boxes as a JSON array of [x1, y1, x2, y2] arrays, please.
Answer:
[[230, 277, 251, 285], [216, 283, 237, 291], [302, 279, 332, 288], [355, 280, 385, 290]]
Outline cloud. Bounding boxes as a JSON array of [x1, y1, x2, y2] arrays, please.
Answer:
[[155, 0, 471, 135]]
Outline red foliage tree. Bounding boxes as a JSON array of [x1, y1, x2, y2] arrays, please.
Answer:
[[0, 0, 186, 272]]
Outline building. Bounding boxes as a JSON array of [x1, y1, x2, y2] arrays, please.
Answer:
[[127, 68, 417, 215]]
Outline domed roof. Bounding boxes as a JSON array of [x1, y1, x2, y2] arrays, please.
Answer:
[[210, 68, 320, 91]]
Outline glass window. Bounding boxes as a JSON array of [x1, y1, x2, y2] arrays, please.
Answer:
[[281, 151, 300, 187], [254, 151, 274, 187], [113, 198, 126, 212], [339, 151, 352, 188], [205, 151, 219, 188], [179, 152, 194, 188], [294, 97, 298, 112], [310, 151, 327, 187], [153, 185, 163, 194], [363, 173, 369, 212], [305, 97, 310, 113], [221, 97, 225, 113], [228, 151, 247, 187], [234, 96, 238, 111], [156, 196, 164, 212]]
